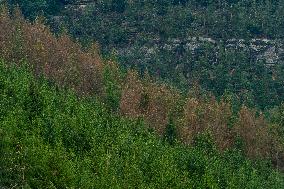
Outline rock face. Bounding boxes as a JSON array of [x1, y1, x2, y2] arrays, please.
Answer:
[[64, 0, 96, 5], [63, 0, 96, 12], [223, 38, 284, 65], [116, 37, 284, 67], [56, 1, 284, 67]]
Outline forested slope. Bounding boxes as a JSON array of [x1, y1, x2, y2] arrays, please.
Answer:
[[62, 0, 284, 110], [4, 1, 284, 110], [0, 2, 284, 188], [1, 59, 283, 188]]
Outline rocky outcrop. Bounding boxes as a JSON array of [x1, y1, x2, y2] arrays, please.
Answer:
[[64, 0, 96, 11], [51, 1, 284, 67], [116, 37, 284, 67]]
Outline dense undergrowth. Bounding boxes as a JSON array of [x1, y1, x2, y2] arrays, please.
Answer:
[[1, 60, 284, 188]]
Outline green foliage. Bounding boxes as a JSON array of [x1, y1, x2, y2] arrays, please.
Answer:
[[7, 0, 64, 20], [269, 103, 284, 145], [1, 59, 283, 188], [194, 48, 284, 109], [102, 62, 123, 112], [164, 116, 177, 145]]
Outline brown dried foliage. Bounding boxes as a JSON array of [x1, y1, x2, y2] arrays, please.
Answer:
[[234, 106, 281, 159], [120, 71, 283, 160], [0, 7, 103, 95], [120, 70, 144, 118], [120, 70, 181, 135], [180, 97, 234, 151], [142, 81, 180, 135]]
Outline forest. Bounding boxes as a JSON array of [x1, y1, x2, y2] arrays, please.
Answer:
[[0, 0, 284, 188]]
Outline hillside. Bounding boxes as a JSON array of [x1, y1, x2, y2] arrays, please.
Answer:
[[0, 2, 284, 188], [5, 2, 284, 108], [1, 60, 284, 188], [61, 0, 284, 109]]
